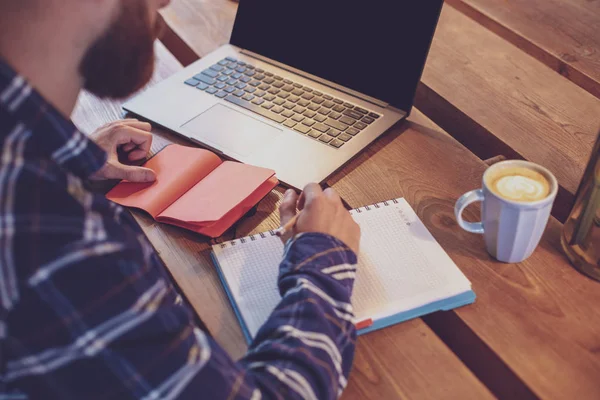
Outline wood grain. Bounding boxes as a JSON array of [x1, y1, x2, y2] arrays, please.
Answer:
[[330, 109, 600, 400], [446, 0, 600, 99], [417, 4, 600, 199], [72, 39, 493, 398]]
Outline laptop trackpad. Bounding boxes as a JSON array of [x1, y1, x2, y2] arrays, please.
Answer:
[[180, 104, 282, 157]]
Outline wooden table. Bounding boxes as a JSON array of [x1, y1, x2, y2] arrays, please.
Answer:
[[73, 1, 600, 398]]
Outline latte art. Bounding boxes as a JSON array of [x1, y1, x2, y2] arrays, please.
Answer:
[[494, 175, 548, 202]]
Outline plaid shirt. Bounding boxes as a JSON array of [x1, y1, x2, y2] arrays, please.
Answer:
[[0, 59, 358, 400]]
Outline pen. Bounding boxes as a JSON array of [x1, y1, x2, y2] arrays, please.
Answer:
[[355, 318, 373, 330], [274, 213, 300, 237]]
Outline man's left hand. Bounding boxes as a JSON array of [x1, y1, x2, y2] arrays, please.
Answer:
[[90, 119, 156, 182]]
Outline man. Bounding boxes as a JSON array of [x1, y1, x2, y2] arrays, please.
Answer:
[[0, 0, 361, 399]]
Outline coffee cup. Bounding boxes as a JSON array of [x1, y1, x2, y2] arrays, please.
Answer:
[[455, 160, 558, 263]]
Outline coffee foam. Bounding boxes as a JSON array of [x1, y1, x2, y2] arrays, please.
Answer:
[[486, 167, 551, 202]]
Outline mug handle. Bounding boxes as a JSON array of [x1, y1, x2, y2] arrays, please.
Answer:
[[455, 189, 485, 234]]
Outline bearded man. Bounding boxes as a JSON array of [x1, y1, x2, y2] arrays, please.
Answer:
[[0, 0, 361, 399]]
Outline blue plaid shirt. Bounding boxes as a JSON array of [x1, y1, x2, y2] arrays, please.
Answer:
[[0, 60, 358, 399]]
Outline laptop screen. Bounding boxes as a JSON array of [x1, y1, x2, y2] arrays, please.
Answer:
[[230, 0, 444, 113]]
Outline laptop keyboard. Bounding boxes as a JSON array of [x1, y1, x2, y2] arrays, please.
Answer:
[[184, 57, 381, 149]]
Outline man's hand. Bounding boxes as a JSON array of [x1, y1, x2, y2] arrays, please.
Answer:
[[89, 119, 156, 182], [279, 183, 360, 255]]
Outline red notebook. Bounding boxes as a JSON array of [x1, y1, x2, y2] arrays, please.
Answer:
[[106, 144, 278, 237]]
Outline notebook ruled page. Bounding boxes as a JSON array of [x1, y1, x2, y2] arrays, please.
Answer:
[[213, 199, 471, 338]]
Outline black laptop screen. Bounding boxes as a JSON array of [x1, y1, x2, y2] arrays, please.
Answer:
[[230, 0, 444, 113]]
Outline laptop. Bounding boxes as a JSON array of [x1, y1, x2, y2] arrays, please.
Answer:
[[124, 0, 444, 190]]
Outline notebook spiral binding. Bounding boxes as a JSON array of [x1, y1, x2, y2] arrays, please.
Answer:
[[216, 198, 401, 249]]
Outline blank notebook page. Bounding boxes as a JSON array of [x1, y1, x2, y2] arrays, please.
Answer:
[[213, 198, 472, 338]]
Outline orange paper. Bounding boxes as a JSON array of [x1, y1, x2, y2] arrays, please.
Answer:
[[106, 144, 278, 237]]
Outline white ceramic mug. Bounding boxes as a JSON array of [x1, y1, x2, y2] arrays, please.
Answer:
[[454, 160, 558, 263]]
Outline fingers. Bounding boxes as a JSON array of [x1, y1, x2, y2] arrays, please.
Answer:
[[116, 126, 153, 158], [279, 189, 298, 226], [110, 119, 152, 131], [109, 164, 156, 182], [298, 183, 323, 210], [323, 187, 342, 204]]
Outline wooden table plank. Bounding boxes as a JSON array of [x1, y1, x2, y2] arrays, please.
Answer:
[[416, 4, 600, 221], [446, 0, 600, 99], [330, 109, 600, 400], [72, 39, 494, 399]]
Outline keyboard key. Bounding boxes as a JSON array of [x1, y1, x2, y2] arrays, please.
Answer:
[[347, 127, 360, 135], [292, 114, 305, 122], [292, 89, 304, 96], [252, 98, 265, 105], [250, 80, 262, 87], [288, 96, 300, 103], [224, 86, 236, 93], [283, 102, 296, 110], [240, 76, 252, 83], [255, 74, 265, 80], [329, 112, 341, 120], [317, 107, 331, 116], [314, 114, 327, 123], [313, 91, 323, 96], [264, 94, 276, 101], [184, 78, 199, 87], [273, 98, 285, 105], [225, 57, 236, 62], [273, 75, 283, 80], [263, 77, 275, 84], [354, 106, 368, 114], [333, 105, 345, 112], [246, 64, 255, 69], [302, 119, 316, 127], [283, 120, 296, 128], [312, 97, 324, 105], [354, 122, 368, 130], [227, 62, 238, 69], [327, 128, 341, 137], [226, 78, 237, 85], [233, 90, 245, 97], [333, 98, 344, 104], [244, 70, 256, 77], [318, 135, 333, 144], [282, 110, 294, 118], [324, 118, 349, 131], [283, 79, 293, 84], [338, 133, 353, 142], [255, 90, 266, 97], [298, 99, 310, 107], [293, 106, 306, 113], [206, 87, 218, 94], [369, 112, 380, 119], [343, 109, 364, 119], [217, 75, 229, 82], [304, 87, 313, 93], [323, 94, 333, 100], [278, 92, 290, 99], [235, 66, 247, 73], [307, 104, 320, 111], [202, 69, 219, 78], [361, 116, 375, 124], [259, 83, 270, 90], [194, 74, 217, 85], [264, 71, 274, 77], [344, 102, 354, 108], [235, 82, 247, 89], [339, 116, 356, 125], [273, 81, 285, 88], [256, 68, 264, 73], [242, 94, 255, 101], [301, 93, 314, 100], [308, 130, 321, 139], [210, 64, 224, 72], [314, 123, 330, 133], [294, 124, 311, 134], [282, 85, 294, 92], [197, 82, 209, 90], [218, 59, 230, 66], [293, 83, 303, 88], [232, 73, 243, 79], [215, 91, 228, 98], [272, 105, 284, 113], [303, 110, 317, 118], [237, 61, 246, 66], [329, 139, 344, 148], [222, 69, 234, 76], [262, 103, 274, 109], [323, 101, 335, 108], [268, 88, 281, 95], [215, 82, 227, 89]]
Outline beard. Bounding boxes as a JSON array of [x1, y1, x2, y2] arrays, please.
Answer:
[[80, 1, 163, 99]]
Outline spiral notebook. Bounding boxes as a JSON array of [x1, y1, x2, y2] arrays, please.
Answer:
[[211, 198, 475, 342]]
